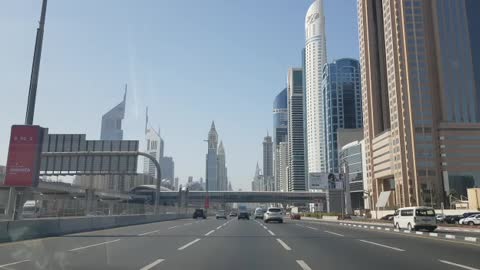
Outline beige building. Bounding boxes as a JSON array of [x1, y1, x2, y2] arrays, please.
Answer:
[[358, 0, 480, 208], [73, 174, 159, 193]]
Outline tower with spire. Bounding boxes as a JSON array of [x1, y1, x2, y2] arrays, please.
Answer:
[[100, 84, 127, 140], [205, 121, 229, 191]]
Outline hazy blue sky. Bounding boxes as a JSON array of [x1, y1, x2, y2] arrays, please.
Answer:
[[0, 0, 358, 191]]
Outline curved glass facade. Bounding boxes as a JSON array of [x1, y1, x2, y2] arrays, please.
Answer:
[[273, 88, 288, 145]]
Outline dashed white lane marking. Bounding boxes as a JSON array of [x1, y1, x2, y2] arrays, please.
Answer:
[[429, 232, 438, 237], [0, 260, 30, 268], [168, 225, 178, 229], [276, 238, 292, 251], [296, 260, 313, 270], [184, 223, 193, 226], [324, 231, 344, 237], [306, 226, 319, 231], [465, 237, 477, 242], [178, 238, 201, 250], [415, 232, 424, 235], [140, 259, 165, 270], [268, 230, 276, 236], [296, 224, 305, 227], [69, 239, 121, 252], [216, 226, 222, 230], [358, 240, 405, 252], [438, 259, 480, 270], [205, 230, 215, 236], [138, 230, 160, 236], [446, 234, 456, 239]]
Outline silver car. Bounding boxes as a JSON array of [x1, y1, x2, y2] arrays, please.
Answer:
[[264, 207, 283, 223]]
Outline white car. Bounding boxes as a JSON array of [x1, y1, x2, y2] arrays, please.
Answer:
[[216, 210, 227, 219], [393, 207, 437, 232], [460, 214, 480, 226], [254, 208, 265, 219], [264, 207, 283, 223]]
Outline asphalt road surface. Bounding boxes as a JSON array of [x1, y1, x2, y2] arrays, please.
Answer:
[[0, 217, 479, 270]]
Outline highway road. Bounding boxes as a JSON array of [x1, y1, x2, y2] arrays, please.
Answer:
[[0, 217, 478, 270]]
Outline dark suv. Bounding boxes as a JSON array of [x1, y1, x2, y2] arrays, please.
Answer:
[[193, 209, 206, 219], [238, 211, 250, 220]]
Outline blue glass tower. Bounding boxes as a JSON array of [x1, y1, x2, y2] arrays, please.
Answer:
[[323, 58, 362, 173]]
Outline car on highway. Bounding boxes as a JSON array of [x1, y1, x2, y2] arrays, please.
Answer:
[[193, 209, 206, 219], [459, 214, 480, 226], [254, 208, 265, 219], [290, 213, 301, 220], [216, 210, 227, 219], [264, 207, 283, 223], [229, 211, 237, 217], [238, 211, 250, 220], [393, 207, 437, 232]]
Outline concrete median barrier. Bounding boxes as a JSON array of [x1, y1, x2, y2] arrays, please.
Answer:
[[0, 213, 190, 243]]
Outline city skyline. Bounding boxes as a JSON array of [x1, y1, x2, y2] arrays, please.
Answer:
[[0, 1, 359, 191]]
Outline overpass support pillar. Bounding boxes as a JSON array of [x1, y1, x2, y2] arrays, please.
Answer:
[[85, 189, 97, 214]]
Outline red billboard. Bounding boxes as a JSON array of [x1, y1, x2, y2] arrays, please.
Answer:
[[4, 125, 43, 187]]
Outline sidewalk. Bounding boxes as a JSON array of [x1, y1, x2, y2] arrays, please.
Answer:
[[301, 217, 480, 234]]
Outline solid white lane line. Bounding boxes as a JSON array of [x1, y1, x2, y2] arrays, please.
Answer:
[[276, 239, 292, 251], [268, 230, 275, 236], [296, 260, 313, 270], [205, 230, 215, 236], [216, 226, 222, 230], [306, 226, 319, 231], [438, 260, 480, 270], [358, 240, 405, 252], [168, 225, 178, 229], [138, 230, 159, 236], [324, 231, 344, 237], [140, 259, 165, 270], [0, 260, 30, 268], [178, 238, 201, 250], [69, 239, 121, 252]]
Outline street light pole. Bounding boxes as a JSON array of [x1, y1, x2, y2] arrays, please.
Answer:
[[25, 0, 48, 125]]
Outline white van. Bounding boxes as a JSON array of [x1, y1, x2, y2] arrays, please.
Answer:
[[393, 207, 437, 232]]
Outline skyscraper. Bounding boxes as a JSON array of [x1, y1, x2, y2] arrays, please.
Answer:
[[278, 142, 289, 192], [100, 85, 126, 140], [262, 133, 274, 191], [160, 156, 174, 184], [273, 88, 288, 191], [144, 108, 162, 178], [206, 121, 218, 191], [287, 68, 306, 191], [358, 0, 480, 209], [217, 141, 228, 191], [323, 58, 362, 173], [305, 0, 328, 178]]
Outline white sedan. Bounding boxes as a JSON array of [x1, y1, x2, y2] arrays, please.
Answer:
[[460, 214, 480, 226]]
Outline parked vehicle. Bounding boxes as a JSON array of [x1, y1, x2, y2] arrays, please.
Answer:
[[393, 207, 437, 232], [444, 215, 462, 224], [380, 214, 395, 221], [459, 214, 480, 225], [436, 214, 446, 223]]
